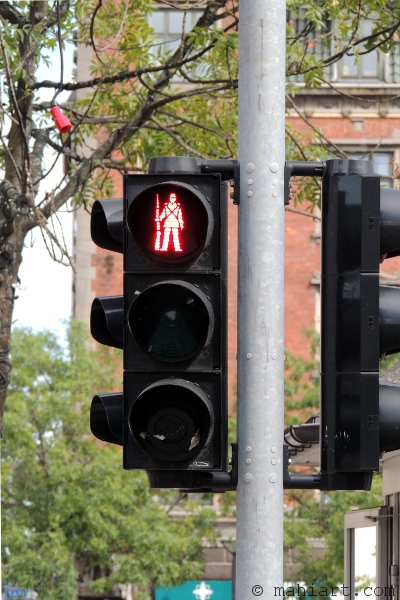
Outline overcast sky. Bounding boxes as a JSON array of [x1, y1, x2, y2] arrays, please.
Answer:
[[12, 206, 73, 336], [12, 46, 74, 338]]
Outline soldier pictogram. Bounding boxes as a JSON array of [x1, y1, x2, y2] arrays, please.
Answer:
[[155, 192, 184, 252]]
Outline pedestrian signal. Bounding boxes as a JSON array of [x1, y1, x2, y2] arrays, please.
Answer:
[[127, 182, 212, 263], [123, 157, 229, 472], [283, 159, 400, 491]]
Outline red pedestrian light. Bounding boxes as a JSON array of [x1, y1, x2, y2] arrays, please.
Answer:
[[126, 182, 212, 263]]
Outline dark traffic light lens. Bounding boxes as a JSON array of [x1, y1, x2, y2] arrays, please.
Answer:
[[129, 379, 213, 462], [128, 282, 213, 362], [127, 182, 212, 263]]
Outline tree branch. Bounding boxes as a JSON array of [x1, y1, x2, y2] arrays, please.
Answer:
[[315, 76, 400, 103], [150, 116, 206, 158], [286, 94, 348, 159], [158, 109, 234, 139], [34, 0, 229, 94], [33, 81, 232, 222], [0, 2, 26, 26]]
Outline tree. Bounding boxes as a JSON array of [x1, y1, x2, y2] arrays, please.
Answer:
[[1, 0, 399, 424], [1, 322, 217, 600]]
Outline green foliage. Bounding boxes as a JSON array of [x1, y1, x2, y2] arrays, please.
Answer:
[[286, 0, 399, 83], [379, 351, 400, 373], [285, 332, 320, 426], [2, 323, 216, 600], [63, 0, 239, 205], [284, 476, 383, 593]]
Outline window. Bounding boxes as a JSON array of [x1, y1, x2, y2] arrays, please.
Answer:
[[336, 20, 385, 81], [148, 8, 204, 63], [349, 152, 394, 187], [344, 505, 392, 600]]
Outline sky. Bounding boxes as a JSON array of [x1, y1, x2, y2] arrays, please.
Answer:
[[11, 46, 75, 339], [12, 202, 73, 336]]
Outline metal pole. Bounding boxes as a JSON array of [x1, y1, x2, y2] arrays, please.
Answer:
[[236, 0, 286, 596]]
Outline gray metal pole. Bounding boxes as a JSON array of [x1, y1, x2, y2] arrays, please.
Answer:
[[236, 0, 286, 597]]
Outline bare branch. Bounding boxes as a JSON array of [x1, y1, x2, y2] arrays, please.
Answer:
[[286, 94, 348, 159], [150, 115, 206, 158], [158, 109, 234, 139], [31, 127, 83, 167], [39, 214, 74, 269]]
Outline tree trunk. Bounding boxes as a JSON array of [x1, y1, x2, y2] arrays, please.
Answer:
[[0, 223, 27, 432]]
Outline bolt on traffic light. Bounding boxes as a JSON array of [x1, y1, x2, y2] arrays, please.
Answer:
[[320, 158, 400, 490]]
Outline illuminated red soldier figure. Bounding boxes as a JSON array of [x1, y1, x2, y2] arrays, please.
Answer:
[[155, 192, 184, 252]]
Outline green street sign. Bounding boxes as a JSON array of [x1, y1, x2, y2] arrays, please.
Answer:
[[156, 580, 232, 600]]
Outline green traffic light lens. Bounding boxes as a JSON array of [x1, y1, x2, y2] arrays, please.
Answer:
[[128, 282, 213, 362]]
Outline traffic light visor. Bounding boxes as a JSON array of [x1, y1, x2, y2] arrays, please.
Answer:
[[90, 393, 123, 445], [127, 182, 212, 263]]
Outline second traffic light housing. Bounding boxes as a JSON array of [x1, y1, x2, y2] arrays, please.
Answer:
[[284, 159, 400, 491], [320, 159, 400, 490]]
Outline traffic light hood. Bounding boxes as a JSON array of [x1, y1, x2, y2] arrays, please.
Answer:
[[91, 199, 123, 254]]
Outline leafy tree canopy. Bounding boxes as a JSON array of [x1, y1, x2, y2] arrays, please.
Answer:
[[2, 322, 217, 600]]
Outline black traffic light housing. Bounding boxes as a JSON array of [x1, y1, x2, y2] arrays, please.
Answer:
[[90, 156, 238, 491], [123, 158, 229, 472], [284, 159, 400, 491], [320, 159, 381, 490]]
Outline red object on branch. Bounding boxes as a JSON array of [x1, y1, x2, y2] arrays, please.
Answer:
[[50, 106, 72, 133]]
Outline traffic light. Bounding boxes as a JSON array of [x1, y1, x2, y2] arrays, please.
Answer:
[[320, 158, 400, 490], [123, 157, 228, 472], [89, 157, 234, 486]]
